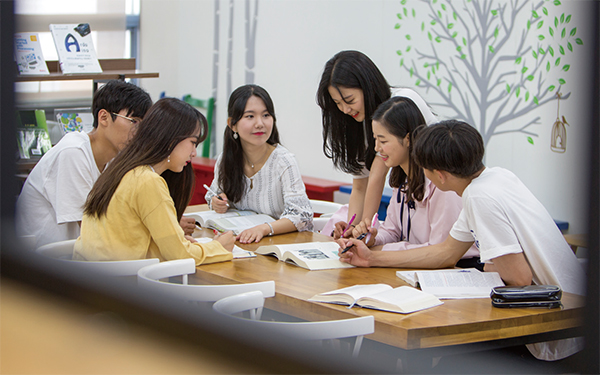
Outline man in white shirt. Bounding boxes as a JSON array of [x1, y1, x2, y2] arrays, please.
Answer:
[[339, 120, 584, 361], [16, 80, 152, 249]]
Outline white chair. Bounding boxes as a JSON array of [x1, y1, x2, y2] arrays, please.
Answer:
[[137, 258, 275, 317], [35, 239, 160, 277], [310, 199, 342, 233], [213, 290, 374, 358]]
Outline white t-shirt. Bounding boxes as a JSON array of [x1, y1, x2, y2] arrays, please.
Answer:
[[16, 132, 101, 249], [449, 167, 584, 360], [207, 144, 313, 232]]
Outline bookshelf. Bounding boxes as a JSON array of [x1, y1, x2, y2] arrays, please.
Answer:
[[15, 58, 159, 91]]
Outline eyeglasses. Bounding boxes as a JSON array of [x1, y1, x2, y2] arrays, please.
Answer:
[[112, 112, 141, 126]]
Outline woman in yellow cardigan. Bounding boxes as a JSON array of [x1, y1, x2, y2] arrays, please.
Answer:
[[74, 98, 233, 264]]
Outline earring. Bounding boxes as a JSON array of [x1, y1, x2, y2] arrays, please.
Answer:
[[233, 131, 238, 140], [167, 155, 171, 163]]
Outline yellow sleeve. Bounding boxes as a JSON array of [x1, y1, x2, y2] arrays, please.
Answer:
[[139, 174, 232, 265]]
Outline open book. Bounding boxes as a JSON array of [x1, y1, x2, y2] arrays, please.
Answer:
[[309, 284, 442, 314], [184, 209, 275, 235], [255, 242, 354, 270], [194, 237, 256, 259], [396, 268, 505, 299]]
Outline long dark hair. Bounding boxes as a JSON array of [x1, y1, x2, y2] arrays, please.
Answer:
[[317, 50, 391, 174], [372, 97, 427, 202], [218, 84, 280, 203], [84, 98, 208, 219]]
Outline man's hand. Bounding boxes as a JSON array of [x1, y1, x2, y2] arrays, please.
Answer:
[[337, 238, 374, 267]]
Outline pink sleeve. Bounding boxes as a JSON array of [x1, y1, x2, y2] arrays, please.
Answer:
[[374, 188, 403, 245], [379, 187, 465, 251]]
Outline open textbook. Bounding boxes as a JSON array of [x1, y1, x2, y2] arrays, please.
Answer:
[[194, 237, 256, 259], [255, 242, 354, 270], [309, 284, 442, 314], [396, 268, 505, 299], [184, 209, 275, 235]]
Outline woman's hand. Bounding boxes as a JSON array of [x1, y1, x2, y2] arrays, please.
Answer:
[[332, 221, 353, 240], [236, 223, 271, 244], [179, 216, 196, 236], [211, 193, 230, 213], [214, 231, 235, 251], [352, 218, 378, 247]]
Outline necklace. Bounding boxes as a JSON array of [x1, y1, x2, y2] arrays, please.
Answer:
[[244, 145, 270, 169], [244, 146, 271, 189]]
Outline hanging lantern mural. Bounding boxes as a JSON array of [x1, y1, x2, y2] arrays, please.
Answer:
[[551, 92, 569, 153]]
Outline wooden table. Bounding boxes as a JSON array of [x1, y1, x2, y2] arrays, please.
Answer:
[[563, 233, 588, 253], [186, 205, 584, 361]]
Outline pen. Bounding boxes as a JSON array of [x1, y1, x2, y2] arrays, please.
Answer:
[[203, 184, 229, 207], [340, 233, 366, 254], [365, 213, 379, 243], [341, 213, 356, 237]]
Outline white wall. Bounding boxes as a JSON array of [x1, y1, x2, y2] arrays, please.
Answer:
[[139, 0, 593, 234]]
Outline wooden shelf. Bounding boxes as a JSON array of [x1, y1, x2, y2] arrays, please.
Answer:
[[15, 58, 159, 85]]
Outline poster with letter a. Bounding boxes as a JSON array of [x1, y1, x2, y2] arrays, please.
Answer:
[[50, 23, 102, 74]]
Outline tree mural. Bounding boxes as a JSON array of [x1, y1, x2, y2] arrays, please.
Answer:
[[394, 0, 584, 146], [210, 0, 259, 157]]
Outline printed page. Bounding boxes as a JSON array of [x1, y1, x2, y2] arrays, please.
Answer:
[[210, 214, 275, 234], [309, 284, 392, 302], [396, 268, 482, 287], [358, 286, 443, 313], [194, 237, 256, 259], [417, 269, 505, 299], [184, 209, 259, 227], [284, 243, 354, 270]]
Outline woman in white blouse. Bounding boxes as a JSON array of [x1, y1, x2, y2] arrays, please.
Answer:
[[206, 84, 313, 243]]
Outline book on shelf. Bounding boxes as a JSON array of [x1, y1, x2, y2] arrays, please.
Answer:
[[49, 23, 102, 74], [14, 32, 49, 75], [396, 268, 505, 299], [308, 284, 442, 314], [54, 108, 94, 134], [194, 237, 256, 259], [255, 242, 354, 270], [183, 209, 275, 236], [16, 109, 52, 160]]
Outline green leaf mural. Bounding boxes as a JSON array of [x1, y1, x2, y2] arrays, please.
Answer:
[[392, 0, 585, 147]]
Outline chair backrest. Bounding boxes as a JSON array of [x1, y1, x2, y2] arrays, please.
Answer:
[[310, 199, 342, 218], [310, 200, 342, 233], [35, 239, 160, 277], [213, 291, 374, 357], [137, 258, 276, 304]]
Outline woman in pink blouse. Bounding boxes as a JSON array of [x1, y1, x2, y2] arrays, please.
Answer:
[[351, 96, 480, 269]]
